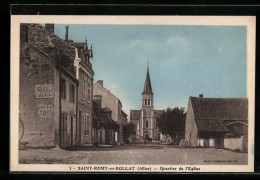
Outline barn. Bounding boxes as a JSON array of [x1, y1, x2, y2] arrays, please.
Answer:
[[185, 95, 248, 152]]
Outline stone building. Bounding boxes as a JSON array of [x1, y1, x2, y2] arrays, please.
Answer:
[[93, 80, 125, 143], [19, 23, 95, 148], [185, 95, 248, 152], [121, 110, 128, 141], [71, 39, 94, 146], [19, 24, 78, 148], [130, 66, 163, 141], [92, 100, 118, 145]]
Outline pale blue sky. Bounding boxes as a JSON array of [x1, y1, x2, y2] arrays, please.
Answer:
[[50, 24, 247, 116]]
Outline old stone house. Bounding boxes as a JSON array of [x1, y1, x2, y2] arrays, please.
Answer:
[[130, 66, 163, 141], [19, 23, 95, 148], [71, 39, 94, 146], [185, 95, 248, 152], [92, 100, 118, 145], [19, 24, 78, 148], [93, 80, 125, 143]]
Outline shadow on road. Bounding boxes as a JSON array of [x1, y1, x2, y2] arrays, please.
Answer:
[[66, 143, 167, 151]]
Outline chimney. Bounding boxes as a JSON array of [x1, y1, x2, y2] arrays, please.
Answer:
[[45, 24, 54, 34], [20, 24, 28, 43], [94, 95, 102, 106], [97, 80, 103, 87], [65, 26, 69, 41], [199, 94, 203, 98]]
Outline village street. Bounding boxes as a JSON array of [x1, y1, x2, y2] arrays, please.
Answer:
[[19, 143, 248, 165]]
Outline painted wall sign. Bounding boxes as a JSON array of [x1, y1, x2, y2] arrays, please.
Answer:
[[37, 104, 53, 116], [35, 84, 54, 98]]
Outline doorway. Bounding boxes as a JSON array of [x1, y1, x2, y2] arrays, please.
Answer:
[[100, 130, 102, 144]]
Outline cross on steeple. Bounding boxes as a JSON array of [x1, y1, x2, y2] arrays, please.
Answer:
[[147, 61, 149, 71]]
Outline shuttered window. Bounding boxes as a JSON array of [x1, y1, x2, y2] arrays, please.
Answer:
[[69, 84, 75, 103], [84, 113, 90, 135]]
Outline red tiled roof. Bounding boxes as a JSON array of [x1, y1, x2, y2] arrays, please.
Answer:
[[93, 101, 118, 129], [195, 119, 229, 132], [190, 97, 248, 132], [191, 97, 248, 120]]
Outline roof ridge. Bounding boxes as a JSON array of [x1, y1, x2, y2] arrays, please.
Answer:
[[190, 96, 248, 100], [94, 81, 122, 104]]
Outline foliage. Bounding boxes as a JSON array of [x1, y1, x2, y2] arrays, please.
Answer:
[[123, 122, 136, 139], [157, 107, 186, 143]]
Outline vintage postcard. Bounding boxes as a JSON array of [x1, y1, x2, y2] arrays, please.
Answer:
[[10, 15, 255, 172]]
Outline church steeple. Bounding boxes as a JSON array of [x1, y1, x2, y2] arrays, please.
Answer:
[[142, 62, 153, 95], [142, 63, 153, 107]]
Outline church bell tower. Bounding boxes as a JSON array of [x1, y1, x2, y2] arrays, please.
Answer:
[[141, 62, 155, 140]]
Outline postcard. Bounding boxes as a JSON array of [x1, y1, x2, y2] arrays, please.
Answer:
[[10, 15, 255, 172]]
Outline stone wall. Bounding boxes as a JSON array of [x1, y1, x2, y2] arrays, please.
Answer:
[[19, 43, 56, 147], [224, 137, 243, 151], [185, 98, 198, 146]]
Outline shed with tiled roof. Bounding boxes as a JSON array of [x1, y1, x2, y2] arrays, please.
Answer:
[[185, 96, 248, 151]]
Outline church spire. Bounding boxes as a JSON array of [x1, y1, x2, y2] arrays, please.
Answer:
[[142, 62, 153, 94]]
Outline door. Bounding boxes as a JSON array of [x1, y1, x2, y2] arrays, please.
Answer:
[[71, 116, 73, 146], [105, 130, 109, 145], [78, 111, 82, 145], [145, 135, 149, 141], [100, 130, 102, 144], [61, 113, 67, 148]]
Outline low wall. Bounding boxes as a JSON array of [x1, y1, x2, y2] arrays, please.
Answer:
[[224, 137, 242, 151]]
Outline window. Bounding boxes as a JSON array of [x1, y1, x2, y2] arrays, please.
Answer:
[[81, 73, 87, 99], [145, 99, 147, 106], [87, 77, 91, 101], [69, 84, 75, 103], [148, 99, 150, 106], [61, 78, 66, 99], [146, 121, 148, 128], [84, 113, 90, 135]]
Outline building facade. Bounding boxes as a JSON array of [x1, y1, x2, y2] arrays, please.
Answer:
[[92, 100, 118, 145], [185, 95, 248, 152], [19, 24, 79, 148], [93, 80, 125, 143], [19, 23, 95, 148], [130, 66, 163, 141], [72, 40, 94, 146]]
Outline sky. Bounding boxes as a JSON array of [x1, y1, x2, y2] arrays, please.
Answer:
[[50, 24, 247, 116]]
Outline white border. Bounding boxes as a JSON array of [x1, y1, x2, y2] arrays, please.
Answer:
[[10, 15, 255, 172]]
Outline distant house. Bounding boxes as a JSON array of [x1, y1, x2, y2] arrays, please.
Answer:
[[185, 95, 248, 152], [93, 80, 125, 143], [92, 100, 118, 145]]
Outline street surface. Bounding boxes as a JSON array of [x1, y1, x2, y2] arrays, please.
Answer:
[[19, 143, 248, 165]]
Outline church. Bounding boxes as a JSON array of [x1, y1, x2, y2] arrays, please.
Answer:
[[130, 65, 164, 141]]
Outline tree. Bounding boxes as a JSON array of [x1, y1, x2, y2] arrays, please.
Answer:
[[123, 122, 136, 139], [157, 107, 186, 144]]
